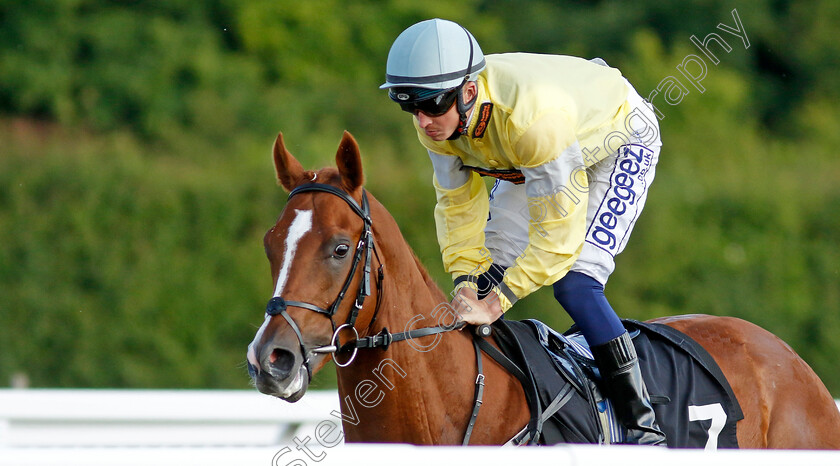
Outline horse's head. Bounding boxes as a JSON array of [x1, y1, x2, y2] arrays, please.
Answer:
[[247, 131, 378, 401]]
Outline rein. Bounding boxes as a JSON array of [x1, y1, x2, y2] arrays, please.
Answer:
[[265, 182, 486, 445]]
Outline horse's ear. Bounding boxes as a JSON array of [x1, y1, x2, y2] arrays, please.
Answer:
[[272, 132, 306, 192], [335, 131, 364, 192]]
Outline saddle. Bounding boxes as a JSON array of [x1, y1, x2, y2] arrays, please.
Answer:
[[478, 319, 744, 447]]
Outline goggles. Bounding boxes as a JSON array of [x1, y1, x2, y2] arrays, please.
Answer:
[[389, 86, 460, 117]]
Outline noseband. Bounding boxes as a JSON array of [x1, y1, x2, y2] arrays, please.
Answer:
[[263, 182, 493, 445], [263, 183, 464, 382], [265, 183, 383, 380]]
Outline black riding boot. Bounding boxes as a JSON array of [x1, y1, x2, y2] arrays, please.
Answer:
[[591, 332, 667, 446]]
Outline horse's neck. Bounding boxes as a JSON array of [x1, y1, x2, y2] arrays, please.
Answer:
[[368, 197, 448, 318], [334, 199, 479, 443]]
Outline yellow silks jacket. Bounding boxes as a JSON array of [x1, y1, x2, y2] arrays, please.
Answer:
[[413, 53, 635, 311]]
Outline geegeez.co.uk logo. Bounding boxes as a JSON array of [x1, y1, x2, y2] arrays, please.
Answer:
[[586, 144, 652, 254]]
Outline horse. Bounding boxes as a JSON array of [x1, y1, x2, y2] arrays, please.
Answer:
[[247, 131, 840, 448]]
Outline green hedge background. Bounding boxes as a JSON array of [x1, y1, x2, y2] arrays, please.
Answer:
[[2, 0, 839, 394]]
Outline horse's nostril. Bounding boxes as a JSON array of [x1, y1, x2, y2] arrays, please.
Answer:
[[269, 348, 296, 378]]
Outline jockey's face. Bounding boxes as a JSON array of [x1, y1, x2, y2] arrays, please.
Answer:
[[415, 104, 459, 141], [414, 82, 477, 141]]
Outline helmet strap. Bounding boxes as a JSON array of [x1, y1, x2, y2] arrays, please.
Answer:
[[448, 85, 477, 140]]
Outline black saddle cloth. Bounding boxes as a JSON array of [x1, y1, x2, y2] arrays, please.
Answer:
[[488, 319, 743, 448]]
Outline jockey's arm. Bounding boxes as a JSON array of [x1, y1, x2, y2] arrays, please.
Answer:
[[495, 114, 590, 311], [428, 150, 491, 286], [428, 111, 588, 314]]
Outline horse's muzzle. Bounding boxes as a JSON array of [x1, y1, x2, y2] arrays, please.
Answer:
[[247, 341, 310, 402], [256, 367, 308, 402]]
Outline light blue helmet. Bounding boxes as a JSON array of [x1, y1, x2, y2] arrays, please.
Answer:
[[380, 18, 485, 93], [381, 19, 485, 137]]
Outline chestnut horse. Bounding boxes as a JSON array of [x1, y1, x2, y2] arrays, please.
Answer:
[[247, 131, 840, 448]]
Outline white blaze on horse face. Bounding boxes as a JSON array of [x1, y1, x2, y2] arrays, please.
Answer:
[[247, 316, 270, 369], [249, 209, 313, 371], [273, 209, 313, 297]]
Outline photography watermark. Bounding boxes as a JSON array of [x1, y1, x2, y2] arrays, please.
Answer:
[[648, 8, 749, 118], [271, 357, 408, 465], [447, 8, 750, 312], [269, 306, 459, 464], [269, 9, 753, 463]]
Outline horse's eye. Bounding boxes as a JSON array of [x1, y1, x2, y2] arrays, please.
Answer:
[[333, 244, 350, 258]]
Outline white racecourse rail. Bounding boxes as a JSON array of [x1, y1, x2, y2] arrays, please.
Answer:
[[0, 389, 340, 448], [0, 389, 838, 466]]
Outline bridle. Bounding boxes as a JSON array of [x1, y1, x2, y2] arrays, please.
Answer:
[[265, 182, 383, 380], [266, 182, 466, 374], [263, 181, 492, 445]]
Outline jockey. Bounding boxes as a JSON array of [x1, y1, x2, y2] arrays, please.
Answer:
[[381, 18, 666, 446]]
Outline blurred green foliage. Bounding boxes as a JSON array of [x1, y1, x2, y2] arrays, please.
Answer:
[[1, 0, 839, 394]]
